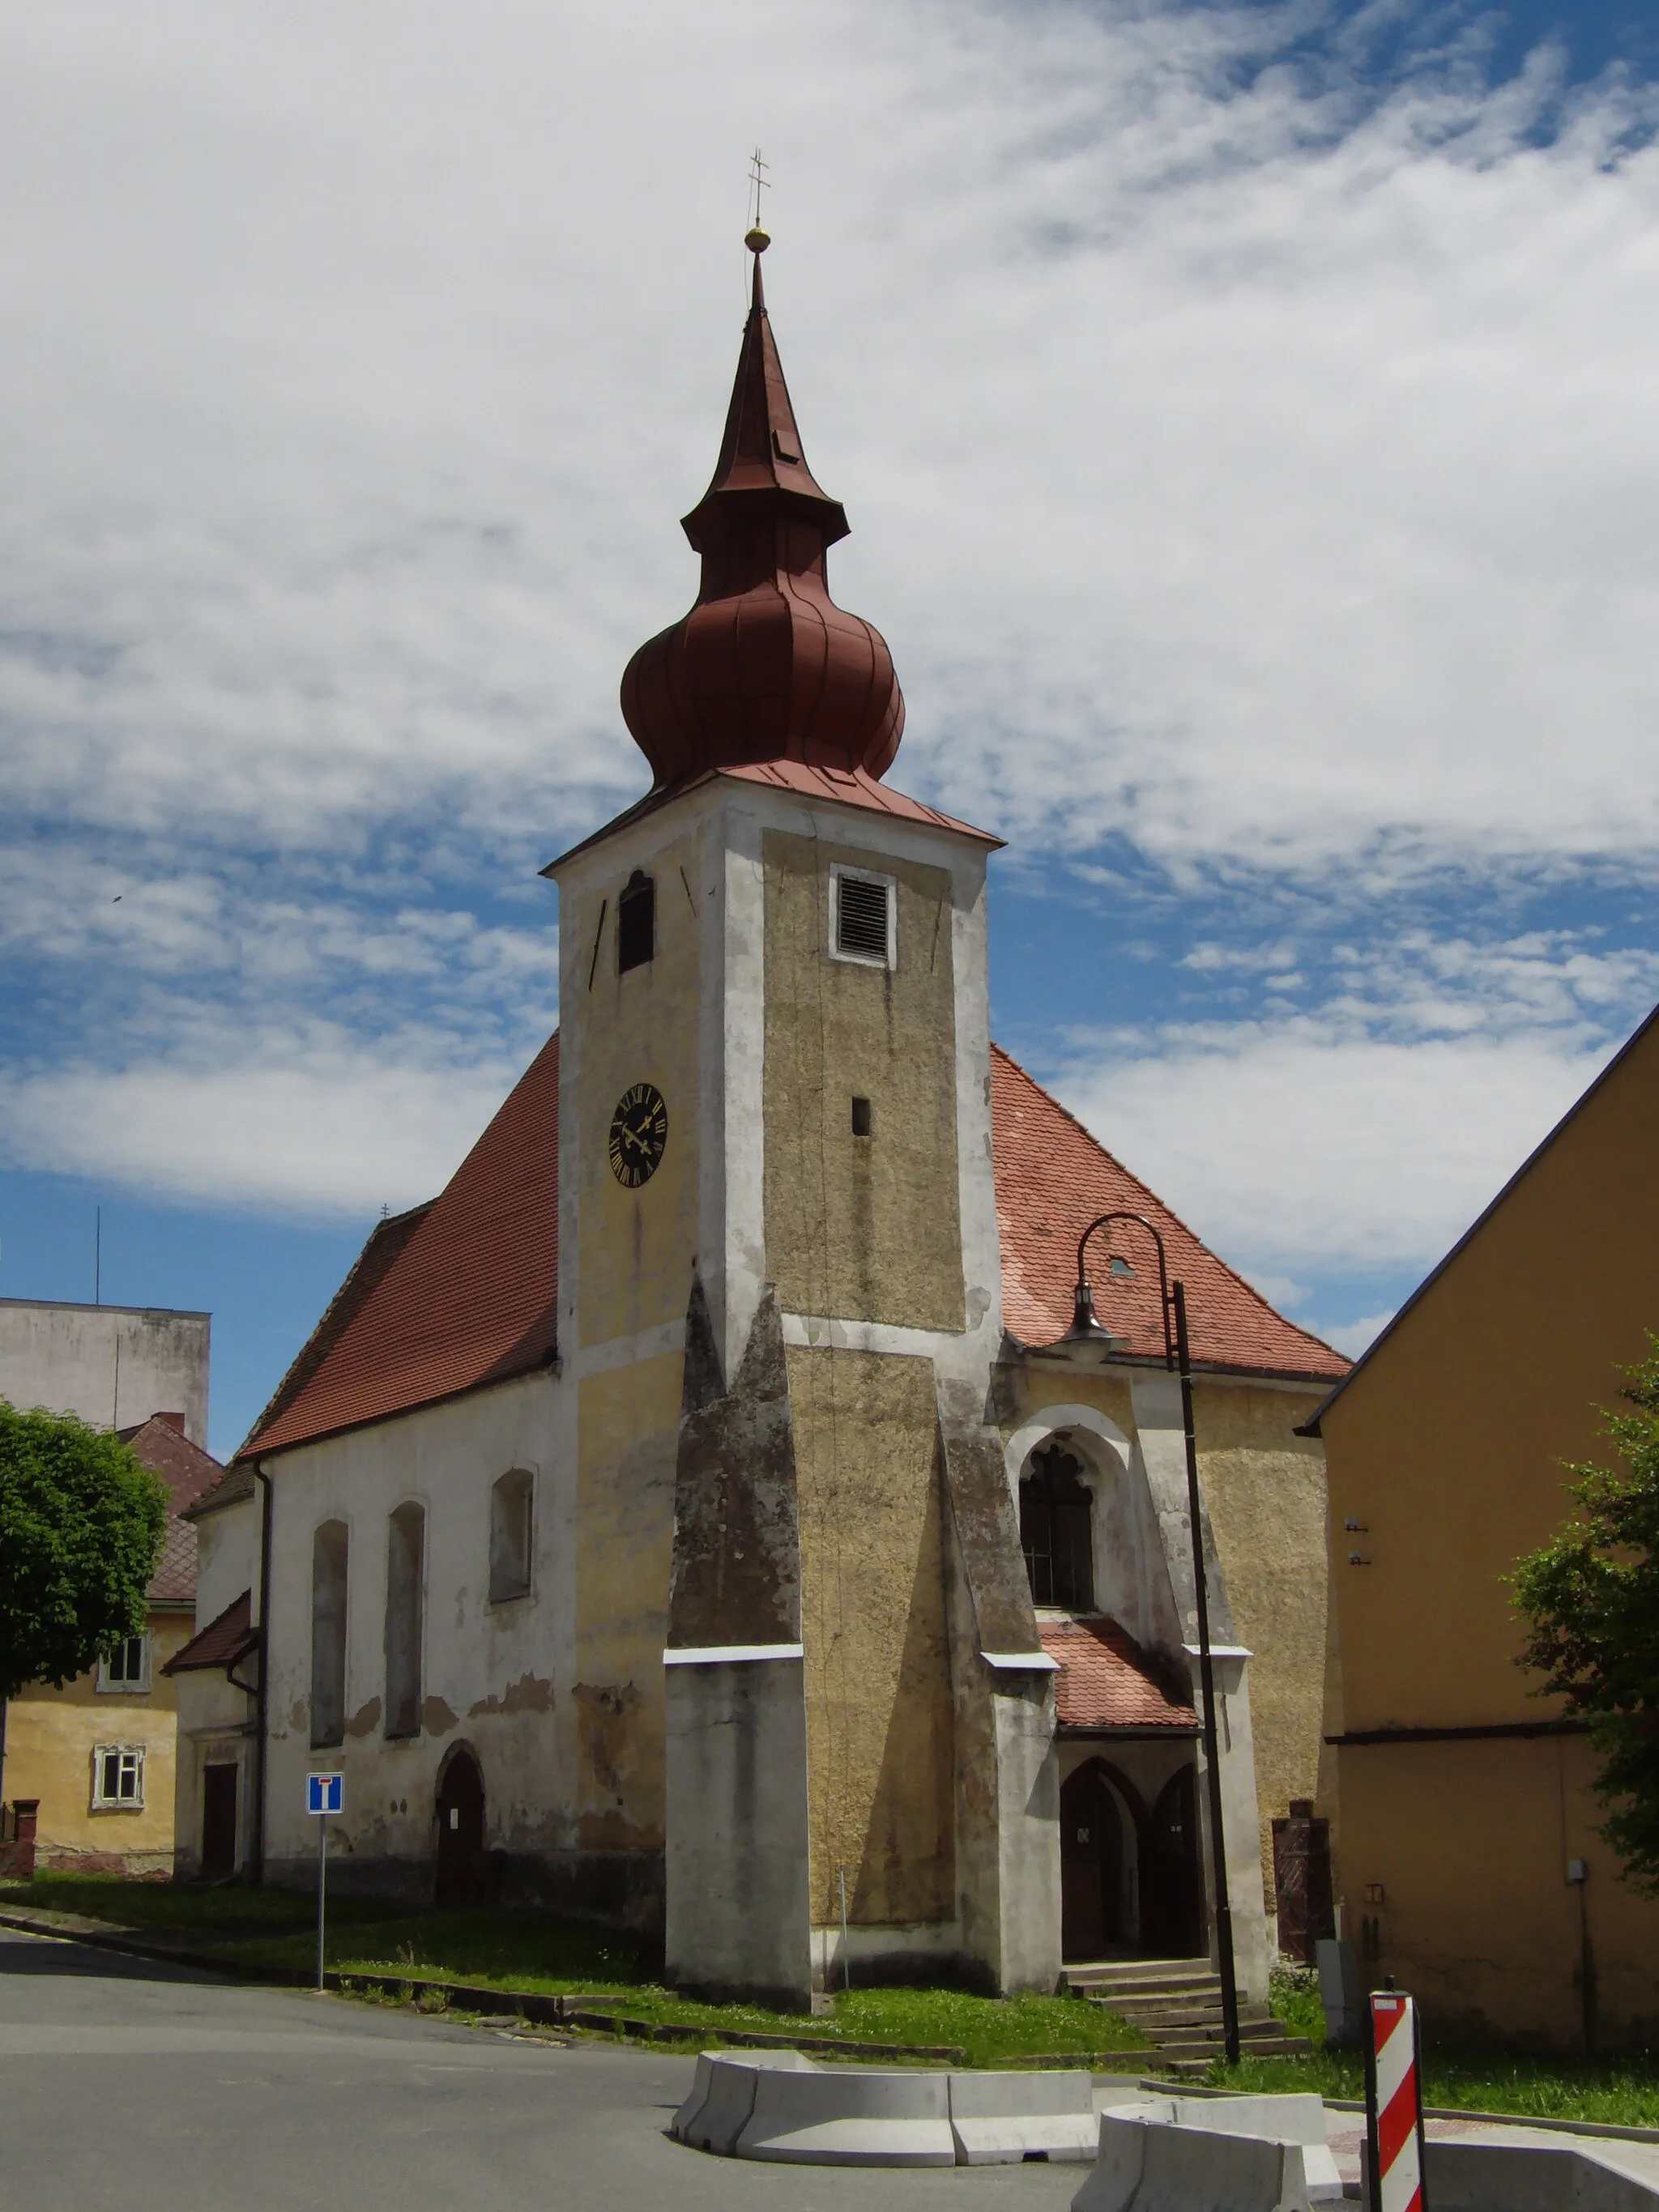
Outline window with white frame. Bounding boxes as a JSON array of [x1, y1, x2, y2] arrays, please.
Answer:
[[830, 865, 896, 969], [98, 1634, 151, 1693], [92, 1745, 145, 1809]]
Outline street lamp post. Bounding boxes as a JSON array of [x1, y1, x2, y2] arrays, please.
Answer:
[[1047, 1209, 1242, 2066]]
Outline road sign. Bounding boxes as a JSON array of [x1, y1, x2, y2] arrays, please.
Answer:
[[307, 1773, 343, 1817]]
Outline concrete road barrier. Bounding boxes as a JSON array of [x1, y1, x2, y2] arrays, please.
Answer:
[[1168, 2094, 1344, 2201], [1422, 2139, 1659, 2212], [736, 2061, 956, 2166], [947, 2069, 1099, 2165], [1073, 2111, 1316, 2212], [670, 2049, 817, 2155]]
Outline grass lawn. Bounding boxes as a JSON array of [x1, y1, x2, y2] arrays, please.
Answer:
[[1204, 1965, 1659, 2128], [0, 1874, 1148, 2069]]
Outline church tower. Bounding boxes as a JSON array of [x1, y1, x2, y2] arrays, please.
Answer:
[[546, 236, 1059, 2006]]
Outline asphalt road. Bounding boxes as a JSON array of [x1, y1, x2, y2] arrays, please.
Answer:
[[0, 1924, 1084, 2212]]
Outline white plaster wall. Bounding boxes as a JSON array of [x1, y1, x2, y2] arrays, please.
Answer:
[[0, 1299, 210, 1446], [258, 1368, 568, 1882], [194, 1495, 258, 1628]]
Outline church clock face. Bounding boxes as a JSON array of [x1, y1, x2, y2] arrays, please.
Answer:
[[608, 1082, 668, 1189]]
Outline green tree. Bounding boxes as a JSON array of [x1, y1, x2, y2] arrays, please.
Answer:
[[1512, 1344, 1659, 1893], [0, 1399, 167, 1703]]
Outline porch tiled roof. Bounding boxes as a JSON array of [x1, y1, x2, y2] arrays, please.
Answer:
[[164, 1589, 258, 1675], [1040, 1616, 1201, 1733]]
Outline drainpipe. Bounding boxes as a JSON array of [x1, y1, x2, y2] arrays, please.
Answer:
[[252, 1464, 274, 1886]]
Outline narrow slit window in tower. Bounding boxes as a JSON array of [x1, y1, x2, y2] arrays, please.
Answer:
[[617, 871, 655, 972], [851, 1096, 872, 1136]]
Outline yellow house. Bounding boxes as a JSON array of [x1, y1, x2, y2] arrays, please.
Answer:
[[1307, 999, 1659, 2050], [2, 1413, 225, 1878]]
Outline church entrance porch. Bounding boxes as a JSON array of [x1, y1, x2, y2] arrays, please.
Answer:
[[1056, 1741, 1204, 1965]]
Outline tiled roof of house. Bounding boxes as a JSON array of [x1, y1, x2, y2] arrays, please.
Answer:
[[239, 1033, 560, 1460], [1040, 1616, 1201, 1733], [238, 1028, 1340, 1464], [116, 1412, 227, 1605], [164, 1588, 258, 1675], [990, 1045, 1347, 1381]]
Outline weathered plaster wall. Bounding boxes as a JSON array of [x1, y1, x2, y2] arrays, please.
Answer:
[[763, 830, 964, 1332], [789, 1344, 954, 1927], [0, 1299, 210, 1446], [570, 825, 703, 1353], [1193, 1380, 1331, 1888], [6, 1609, 193, 1874], [259, 1370, 575, 1898], [573, 1355, 676, 1863]]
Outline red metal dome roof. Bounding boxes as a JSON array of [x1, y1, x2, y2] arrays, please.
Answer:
[[621, 247, 905, 791]]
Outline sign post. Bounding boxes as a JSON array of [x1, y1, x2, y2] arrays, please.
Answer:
[[1364, 1983, 1428, 2212], [306, 1772, 343, 1993]]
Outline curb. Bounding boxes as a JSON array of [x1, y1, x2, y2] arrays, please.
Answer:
[[1154, 2074, 1659, 2150]]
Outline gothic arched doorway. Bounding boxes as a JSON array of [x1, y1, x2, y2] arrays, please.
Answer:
[[1141, 1765, 1204, 1958], [434, 1749, 485, 1907], [1059, 1760, 1137, 1963]]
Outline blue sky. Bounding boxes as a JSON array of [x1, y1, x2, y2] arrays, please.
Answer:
[[2, 0, 1658, 1458]]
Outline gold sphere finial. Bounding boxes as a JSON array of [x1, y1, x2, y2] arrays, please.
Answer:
[[744, 225, 770, 254]]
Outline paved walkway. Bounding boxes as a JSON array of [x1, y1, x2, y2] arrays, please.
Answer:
[[0, 1925, 1081, 2212], [1324, 2110, 1659, 2196]]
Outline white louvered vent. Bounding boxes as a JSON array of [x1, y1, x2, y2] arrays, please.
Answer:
[[834, 873, 891, 964]]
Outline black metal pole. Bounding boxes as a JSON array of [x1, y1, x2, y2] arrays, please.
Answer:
[[1174, 1278, 1241, 2065]]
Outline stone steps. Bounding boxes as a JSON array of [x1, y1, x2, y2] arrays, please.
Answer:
[[1060, 1957, 1309, 2073]]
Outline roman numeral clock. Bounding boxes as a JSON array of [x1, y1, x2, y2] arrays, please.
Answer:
[[608, 1081, 668, 1189]]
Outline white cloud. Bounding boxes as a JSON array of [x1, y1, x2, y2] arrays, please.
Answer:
[[1318, 1310, 1398, 1360], [1, 2, 1657, 872], [0, 1033, 522, 1220]]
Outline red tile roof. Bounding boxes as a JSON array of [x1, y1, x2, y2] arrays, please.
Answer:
[[990, 1045, 1347, 1381], [544, 765, 997, 874], [116, 1413, 228, 1604], [240, 1029, 1340, 1463], [241, 1034, 559, 1459], [1041, 1616, 1201, 1733], [164, 1588, 258, 1675]]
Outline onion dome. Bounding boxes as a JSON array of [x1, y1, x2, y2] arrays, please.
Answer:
[[621, 241, 905, 791]]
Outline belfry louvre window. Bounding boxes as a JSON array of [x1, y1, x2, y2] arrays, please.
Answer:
[[92, 1745, 144, 1809], [617, 871, 655, 973], [833, 868, 893, 965], [1020, 1441, 1095, 1611]]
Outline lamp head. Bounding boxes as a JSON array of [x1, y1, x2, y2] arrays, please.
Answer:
[[1055, 1277, 1129, 1353]]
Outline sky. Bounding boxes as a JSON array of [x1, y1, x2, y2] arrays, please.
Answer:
[[2, 0, 1657, 1458]]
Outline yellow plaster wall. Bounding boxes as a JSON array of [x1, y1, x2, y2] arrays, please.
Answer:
[[574, 1356, 678, 1852], [789, 1345, 955, 1926], [1193, 1383, 1332, 1889], [999, 1367, 1138, 1443], [5, 1610, 192, 1872], [1317, 1012, 1659, 2040], [1337, 1734, 1659, 2048], [762, 830, 964, 1331], [572, 825, 702, 1353]]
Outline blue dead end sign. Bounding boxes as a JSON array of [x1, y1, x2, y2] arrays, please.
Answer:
[[307, 1772, 343, 1817]]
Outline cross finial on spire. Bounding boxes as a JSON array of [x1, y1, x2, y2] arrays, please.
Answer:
[[744, 146, 770, 255]]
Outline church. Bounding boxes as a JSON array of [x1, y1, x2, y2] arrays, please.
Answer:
[[173, 234, 1346, 2010]]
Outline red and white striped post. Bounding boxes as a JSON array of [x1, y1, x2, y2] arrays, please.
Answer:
[[1364, 1985, 1428, 2212]]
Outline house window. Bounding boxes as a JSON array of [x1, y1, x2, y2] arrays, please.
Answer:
[[617, 870, 655, 973], [98, 1634, 150, 1693], [92, 1745, 145, 1810], [489, 1469, 535, 1603], [1020, 1440, 1095, 1611], [384, 1502, 425, 1739], [311, 1519, 349, 1750], [830, 866, 895, 968]]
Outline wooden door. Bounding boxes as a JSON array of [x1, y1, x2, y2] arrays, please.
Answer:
[[434, 1751, 485, 1907], [202, 1763, 238, 1879], [1142, 1766, 1203, 1958], [1060, 1763, 1124, 1963]]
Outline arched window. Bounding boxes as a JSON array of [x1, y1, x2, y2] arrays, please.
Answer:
[[488, 1469, 534, 1602], [617, 870, 655, 973], [310, 1520, 349, 1749], [384, 1502, 425, 1739], [1019, 1440, 1094, 1611]]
